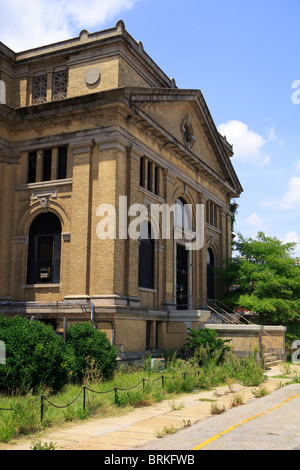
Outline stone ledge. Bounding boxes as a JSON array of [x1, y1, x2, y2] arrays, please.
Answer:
[[168, 310, 211, 323]]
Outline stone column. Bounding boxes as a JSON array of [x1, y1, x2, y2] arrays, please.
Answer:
[[51, 147, 58, 181], [65, 141, 93, 302], [91, 134, 139, 307]]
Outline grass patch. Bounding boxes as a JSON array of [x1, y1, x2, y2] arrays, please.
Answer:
[[0, 350, 267, 444], [251, 386, 269, 398], [210, 402, 226, 415], [156, 425, 178, 438], [169, 399, 184, 411], [230, 393, 244, 407]]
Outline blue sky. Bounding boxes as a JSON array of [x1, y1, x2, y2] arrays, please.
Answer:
[[1, 0, 300, 254]]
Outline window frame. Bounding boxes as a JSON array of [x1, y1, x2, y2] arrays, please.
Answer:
[[52, 70, 68, 101], [27, 212, 62, 285]]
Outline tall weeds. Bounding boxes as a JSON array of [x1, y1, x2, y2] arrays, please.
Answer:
[[0, 349, 266, 444]]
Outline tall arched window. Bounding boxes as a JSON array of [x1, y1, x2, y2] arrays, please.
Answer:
[[138, 221, 155, 289], [27, 213, 62, 284], [174, 198, 193, 232]]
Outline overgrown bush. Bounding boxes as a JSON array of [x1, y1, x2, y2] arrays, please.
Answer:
[[0, 316, 118, 394], [185, 328, 231, 366], [66, 322, 118, 382], [223, 350, 265, 386], [0, 315, 72, 393]]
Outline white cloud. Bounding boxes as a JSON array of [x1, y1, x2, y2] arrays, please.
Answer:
[[218, 120, 270, 166], [294, 159, 300, 171], [267, 126, 284, 147], [0, 0, 139, 51], [261, 176, 300, 210], [245, 212, 267, 231], [281, 231, 300, 257], [281, 177, 300, 209]]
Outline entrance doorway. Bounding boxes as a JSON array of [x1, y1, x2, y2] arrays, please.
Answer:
[[27, 212, 61, 284]]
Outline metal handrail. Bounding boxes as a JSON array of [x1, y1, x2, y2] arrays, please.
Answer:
[[205, 299, 284, 361]]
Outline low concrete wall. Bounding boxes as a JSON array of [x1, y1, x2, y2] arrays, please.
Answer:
[[205, 324, 287, 360]]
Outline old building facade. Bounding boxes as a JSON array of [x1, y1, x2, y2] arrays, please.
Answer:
[[0, 21, 243, 356]]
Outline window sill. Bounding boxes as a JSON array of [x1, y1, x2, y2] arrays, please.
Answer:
[[139, 186, 164, 203], [139, 287, 156, 293], [16, 179, 72, 191], [24, 284, 61, 289], [207, 223, 221, 234]]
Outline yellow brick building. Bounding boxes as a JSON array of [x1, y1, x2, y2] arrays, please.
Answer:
[[0, 21, 243, 357]]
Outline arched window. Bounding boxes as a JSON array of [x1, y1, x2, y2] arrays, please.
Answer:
[[27, 213, 62, 284], [138, 221, 154, 289], [174, 198, 193, 232]]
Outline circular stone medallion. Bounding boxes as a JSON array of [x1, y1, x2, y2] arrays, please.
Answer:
[[85, 68, 101, 86]]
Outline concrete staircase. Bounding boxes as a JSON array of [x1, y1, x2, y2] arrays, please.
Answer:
[[261, 343, 283, 368]]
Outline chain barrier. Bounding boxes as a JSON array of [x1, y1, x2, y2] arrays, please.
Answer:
[[0, 372, 191, 423]]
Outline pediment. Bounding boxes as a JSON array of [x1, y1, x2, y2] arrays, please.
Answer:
[[125, 88, 242, 197]]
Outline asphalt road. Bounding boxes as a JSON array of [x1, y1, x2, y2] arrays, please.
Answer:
[[136, 383, 300, 451]]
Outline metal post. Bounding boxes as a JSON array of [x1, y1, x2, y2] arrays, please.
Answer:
[[114, 388, 118, 405], [161, 376, 165, 395], [83, 386, 86, 411], [41, 395, 44, 423]]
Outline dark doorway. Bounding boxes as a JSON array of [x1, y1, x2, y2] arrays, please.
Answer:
[[176, 243, 189, 310], [27, 213, 61, 284], [207, 248, 215, 300]]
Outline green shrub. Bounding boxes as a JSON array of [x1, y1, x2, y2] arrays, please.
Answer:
[[185, 328, 231, 366], [31, 440, 57, 450], [66, 322, 118, 382], [0, 423, 15, 443], [0, 315, 72, 393], [225, 351, 265, 387]]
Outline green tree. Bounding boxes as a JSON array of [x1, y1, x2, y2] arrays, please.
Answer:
[[219, 232, 300, 341]]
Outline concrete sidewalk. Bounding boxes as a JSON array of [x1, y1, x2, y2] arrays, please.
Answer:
[[0, 365, 294, 451]]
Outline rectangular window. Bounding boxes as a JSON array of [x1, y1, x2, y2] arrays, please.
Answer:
[[52, 70, 68, 101], [214, 205, 218, 228], [33, 75, 47, 105], [27, 151, 37, 183], [140, 157, 145, 187], [207, 201, 219, 228], [140, 157, 160, 196], [42, 149, 52, 181], [57, 146, 68, 179], [147, 161, 153, 192]]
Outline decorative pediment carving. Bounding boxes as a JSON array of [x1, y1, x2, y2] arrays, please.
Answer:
[[181, 115, 197, 150]]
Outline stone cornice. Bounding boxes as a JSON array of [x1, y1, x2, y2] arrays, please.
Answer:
[[0, 86, 242, 198], [3, 21, 174, 90]]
